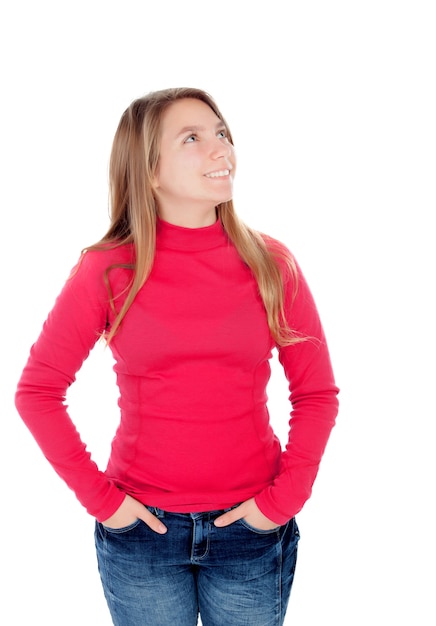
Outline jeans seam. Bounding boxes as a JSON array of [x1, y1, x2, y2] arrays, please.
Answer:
[[277, 529, 283, 625]]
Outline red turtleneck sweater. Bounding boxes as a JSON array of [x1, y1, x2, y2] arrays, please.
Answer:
[[15, 219, 339, 525]]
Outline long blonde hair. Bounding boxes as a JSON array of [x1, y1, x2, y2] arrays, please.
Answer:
[[86, 87, 301, 346]]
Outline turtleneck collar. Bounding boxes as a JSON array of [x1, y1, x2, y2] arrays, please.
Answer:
[[156, 218, 228, 251]]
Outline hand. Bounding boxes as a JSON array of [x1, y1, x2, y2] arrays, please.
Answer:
[[214, 497, 280, 531], [101, 494, 167, 534]]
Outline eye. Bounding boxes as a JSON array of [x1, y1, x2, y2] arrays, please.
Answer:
[[217, 129, 228, 139], [184, 134, 197, 143]]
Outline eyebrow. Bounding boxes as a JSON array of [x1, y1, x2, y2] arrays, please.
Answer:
[[175, 122, 226, 138]]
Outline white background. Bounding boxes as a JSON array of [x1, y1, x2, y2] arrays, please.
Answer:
[[1, 1, 435, 624]]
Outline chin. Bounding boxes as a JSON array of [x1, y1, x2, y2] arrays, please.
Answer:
[[215, 193, 233, 205]]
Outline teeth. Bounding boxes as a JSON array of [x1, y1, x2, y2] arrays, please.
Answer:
[[205, 169, 230, 178]]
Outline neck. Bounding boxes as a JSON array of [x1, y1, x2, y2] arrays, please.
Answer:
[[156, 216, 226, 251], [157, 206, 217, 229]]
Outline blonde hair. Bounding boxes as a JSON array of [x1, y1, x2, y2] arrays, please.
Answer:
[[86, 87, 301, 346]]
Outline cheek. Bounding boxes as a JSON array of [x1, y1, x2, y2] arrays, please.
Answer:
[[155, 160, 181, 188], [230, 146, 237, 169], [156, 151, 204, 190]]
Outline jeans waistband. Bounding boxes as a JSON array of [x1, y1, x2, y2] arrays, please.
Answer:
[[145, 503, 241, 520]]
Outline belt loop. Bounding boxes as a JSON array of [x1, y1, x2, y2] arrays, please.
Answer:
[[223, 502, 241, 513], [147, 505, 166, 519]]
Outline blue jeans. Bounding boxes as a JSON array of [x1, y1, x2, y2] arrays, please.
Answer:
[[95, 505, 300, 625]]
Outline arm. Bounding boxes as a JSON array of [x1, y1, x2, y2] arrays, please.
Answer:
[[216, 252, 339, 528], [15, 250, 126, 522], [255, 257, 339, 524]]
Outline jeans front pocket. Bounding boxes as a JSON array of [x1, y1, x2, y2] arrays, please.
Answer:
[[100, 519, 142, 534], [237, 518, 282, 535]]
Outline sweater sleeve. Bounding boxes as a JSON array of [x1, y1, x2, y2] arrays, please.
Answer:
[[14, 250, 126, 521], [255, 247, 339, 525]]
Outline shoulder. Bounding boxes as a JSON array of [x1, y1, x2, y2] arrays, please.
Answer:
[[260, 232, 293, 258], [66, 243, 134, 295], [259, 232, 298, 280], [81, 242, 134, 265], [71, 243, 134, 274]]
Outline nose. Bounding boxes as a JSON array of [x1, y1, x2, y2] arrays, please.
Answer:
[[210, 136, 233, 160]]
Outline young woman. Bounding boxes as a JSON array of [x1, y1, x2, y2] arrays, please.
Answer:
[[15, 87, 339, 625]]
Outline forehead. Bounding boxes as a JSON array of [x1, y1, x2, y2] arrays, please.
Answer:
[[160, 98, 222, 135]]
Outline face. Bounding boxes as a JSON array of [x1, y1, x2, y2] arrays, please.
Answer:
[[152, 98, 236, 227]]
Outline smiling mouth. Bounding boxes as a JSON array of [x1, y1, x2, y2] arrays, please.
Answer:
[[205, 169, 231, 178]]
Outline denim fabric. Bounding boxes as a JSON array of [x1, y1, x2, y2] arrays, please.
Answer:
[[95, 506, 300, 626]]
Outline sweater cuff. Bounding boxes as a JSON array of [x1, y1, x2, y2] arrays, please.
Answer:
[[254, 490, 303, 526], [87, 485, 126, 522]]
